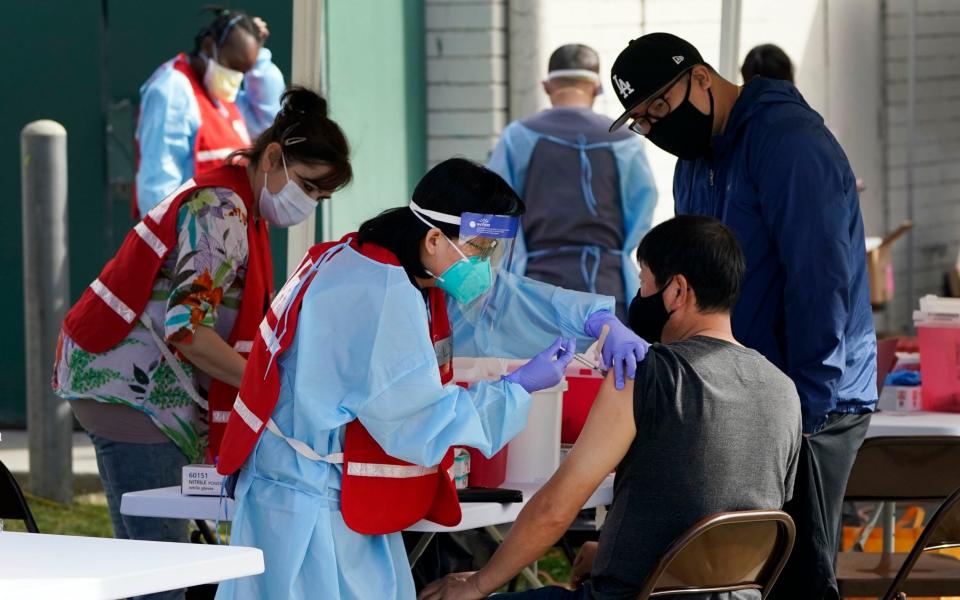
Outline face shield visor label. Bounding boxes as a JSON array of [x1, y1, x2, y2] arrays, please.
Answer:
[[459, 213, 519, 240]]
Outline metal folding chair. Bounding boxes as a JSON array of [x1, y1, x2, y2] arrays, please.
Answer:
[[634, 510, 795, 599], [880, 484, 960, 599], [0, 458, 39, 533]]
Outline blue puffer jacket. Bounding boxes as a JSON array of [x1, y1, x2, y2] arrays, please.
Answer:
[[673, 77, 877, 433]]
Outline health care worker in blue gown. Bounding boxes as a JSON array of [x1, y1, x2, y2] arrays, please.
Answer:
[[133, 7, 285, 218], [214, 158, 651, 600], [487, 43, 657, 321]]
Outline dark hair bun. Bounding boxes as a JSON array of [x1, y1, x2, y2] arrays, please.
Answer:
[[281, 86, 328, 118]]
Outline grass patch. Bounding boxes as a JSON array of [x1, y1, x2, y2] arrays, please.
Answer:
[[4, 492, 113, 537], [490, 547, 574, 592], [538, 547, 574, 585]]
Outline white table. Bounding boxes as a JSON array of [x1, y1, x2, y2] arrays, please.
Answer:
[[121, 476, 613, 531], [860, 411, 960, 554], [866, 411, 960, 437], [0, 531, 263, 600]]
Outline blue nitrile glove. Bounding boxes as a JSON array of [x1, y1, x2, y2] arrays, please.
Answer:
[[584, 310, 650, 390], [503, 336, 576, 393]]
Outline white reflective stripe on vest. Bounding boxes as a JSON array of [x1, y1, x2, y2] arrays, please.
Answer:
[[134, 221, 168, 258], [232, 395, 263, 432], [233, 340, 254, 353], [265, 418, 343, 464], [196, 148, 237, 163], [346, 462, 438, 479], [259, 319, 281, 354], [90, 278, 137, 324], [147, 178, 196, 223]]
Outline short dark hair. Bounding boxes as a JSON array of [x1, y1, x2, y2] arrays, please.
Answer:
[[358, 158, 524, 282], [548, 44, 600, 73], [231, 87, 352, 192], [635, 215, 745, 313], [740, 44, 794, 83]]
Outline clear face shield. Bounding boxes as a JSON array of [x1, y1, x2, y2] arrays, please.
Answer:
[[409, 201, 519, 327]]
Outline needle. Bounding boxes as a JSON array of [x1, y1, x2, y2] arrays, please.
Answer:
[[571, 353, 601, 370]]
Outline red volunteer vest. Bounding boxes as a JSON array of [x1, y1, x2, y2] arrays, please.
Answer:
[[63, 164, 274, 459], [132, 54, 252, 219], [217, 235, 462, 534]]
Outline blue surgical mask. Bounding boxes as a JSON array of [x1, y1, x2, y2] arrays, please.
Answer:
[[429, 237, 492, 304]]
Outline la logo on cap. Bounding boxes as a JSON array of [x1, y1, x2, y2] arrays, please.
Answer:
[[673, 55, 684, 64], [613, 74, 634, 99]]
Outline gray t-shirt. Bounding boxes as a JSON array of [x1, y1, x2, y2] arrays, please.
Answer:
[[590, 336, 802, 600]]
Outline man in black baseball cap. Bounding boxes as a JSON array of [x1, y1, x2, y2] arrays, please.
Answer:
[[609, 32, 877, 600], [607, 32, 742, 160]]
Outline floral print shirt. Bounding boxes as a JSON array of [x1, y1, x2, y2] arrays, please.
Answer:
[[54, 187, 249, 461]]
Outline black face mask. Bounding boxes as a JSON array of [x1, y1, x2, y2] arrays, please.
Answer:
[[628, 281, 675, 343], [645, 80, 715, 161]]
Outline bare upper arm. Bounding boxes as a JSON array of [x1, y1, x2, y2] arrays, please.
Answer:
[[535, 371, 637, 512]]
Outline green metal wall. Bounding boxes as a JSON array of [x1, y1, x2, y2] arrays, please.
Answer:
[[0, 1, 292, 425], [325, 0, 426, 238]]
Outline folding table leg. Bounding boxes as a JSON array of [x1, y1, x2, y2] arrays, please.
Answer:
[[852, 503, 884, 551], [483, 526, 542, 589], [408, 532, 436, 567], [882, 502, 896, 555]]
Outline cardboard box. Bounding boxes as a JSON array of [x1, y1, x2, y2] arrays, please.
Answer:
[[866, 221, 912, 307], [181, 464, 225, 496], [878, 385, 923, 412], [949, 252, 960, 298]]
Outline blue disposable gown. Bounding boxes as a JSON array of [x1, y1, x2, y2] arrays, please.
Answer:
[[135, 48, 285, 216], [487, 110, 657, 305], [215, 244, 612, 600]]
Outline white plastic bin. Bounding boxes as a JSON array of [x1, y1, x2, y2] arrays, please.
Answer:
[[453, 357, 567, 484], [504, 378, 567, 483]]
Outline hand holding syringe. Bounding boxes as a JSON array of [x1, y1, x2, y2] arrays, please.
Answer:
[[564, 324, 610, 373]]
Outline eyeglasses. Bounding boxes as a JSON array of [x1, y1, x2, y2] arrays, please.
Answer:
[[628, 72, 691, 136], [462, 238, 499, 259]]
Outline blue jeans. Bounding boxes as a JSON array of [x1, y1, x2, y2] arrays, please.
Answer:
[[90, 434, 189, 600]]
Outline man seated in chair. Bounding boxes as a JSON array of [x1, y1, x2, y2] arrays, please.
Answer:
[[419, 215, 803, 600]]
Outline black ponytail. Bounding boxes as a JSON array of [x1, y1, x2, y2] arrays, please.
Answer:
[[231, 86, 352, 192]]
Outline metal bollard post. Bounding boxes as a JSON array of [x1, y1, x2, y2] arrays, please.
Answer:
[[21, 120, 72, 504]]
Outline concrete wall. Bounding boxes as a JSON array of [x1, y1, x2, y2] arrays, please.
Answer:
[[884, 0, 960, 330], [426, 0, 508, 165]]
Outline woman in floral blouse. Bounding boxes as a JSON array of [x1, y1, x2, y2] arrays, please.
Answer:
[[53, 88, 351, 579]]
